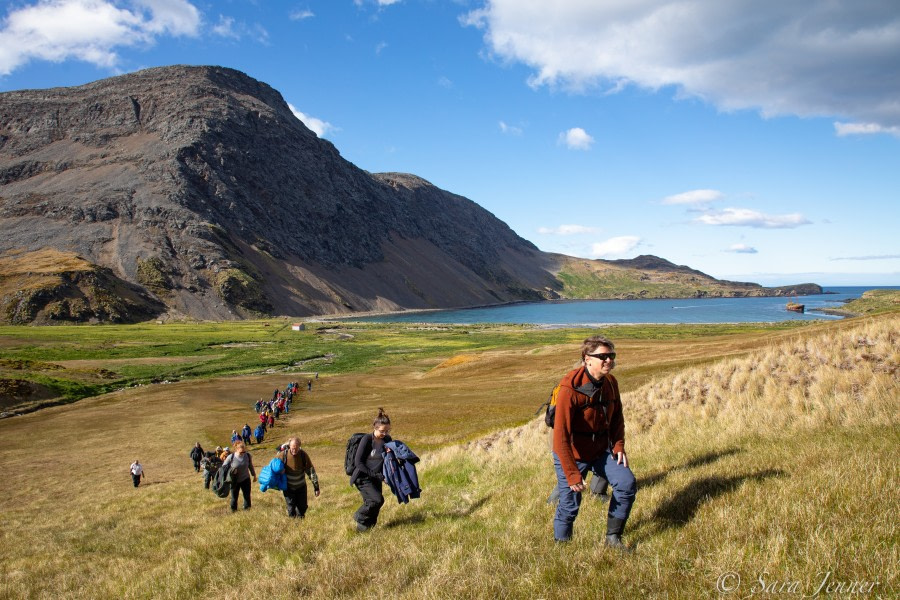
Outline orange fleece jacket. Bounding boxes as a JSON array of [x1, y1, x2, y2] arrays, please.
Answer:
[[552, 366, 626, 487]]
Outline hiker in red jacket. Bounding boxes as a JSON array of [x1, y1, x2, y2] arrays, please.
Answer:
[[552, 335, 636, 550]]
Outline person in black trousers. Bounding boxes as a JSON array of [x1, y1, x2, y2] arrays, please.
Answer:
[[350, 408, 392, 532]]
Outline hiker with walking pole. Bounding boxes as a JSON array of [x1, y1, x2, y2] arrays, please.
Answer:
[[551, 335, 636, 549]]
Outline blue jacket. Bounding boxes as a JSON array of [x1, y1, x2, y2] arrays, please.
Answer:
[[259, 457, 287, 492], [382, 440, 421, 504], [254, 425, 265, 439]]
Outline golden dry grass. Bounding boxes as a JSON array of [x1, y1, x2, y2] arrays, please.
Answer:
[[0, 315, 896, 599]]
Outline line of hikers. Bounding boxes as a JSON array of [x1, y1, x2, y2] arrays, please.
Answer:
[[182, 336, 637, 549]]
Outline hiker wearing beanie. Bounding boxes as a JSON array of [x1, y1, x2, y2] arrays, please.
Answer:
[[350, 408, 392, 532], [278, 436, 320, 518], [552, 335, 636, 549]]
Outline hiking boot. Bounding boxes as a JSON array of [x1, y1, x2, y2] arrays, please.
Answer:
[[356, 521, 371, 533], [605, 517, 632, 553]]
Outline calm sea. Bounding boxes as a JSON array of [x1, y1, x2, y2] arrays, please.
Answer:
[[351, 286, 899, 325]]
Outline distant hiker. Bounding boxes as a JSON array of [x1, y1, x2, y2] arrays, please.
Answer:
[[315, 372, 318, 380], [221, 440, 256, 512], [307, 379, 312, 391], [241, 424, 252, 445], [219, 447, 230, 461], [259, 412, 268, 426], [268, 414, 275, 428], [254, 423, 266, 444], [254, 399, 263, 413], [231, 430, 241, 444], [552, 335, 636, 550], [350, 408, 393, 532], [200, 451, 222, 489], [278, 436, 320, 518], [129, 460, 145, 487], [189, 442, 204, 472]]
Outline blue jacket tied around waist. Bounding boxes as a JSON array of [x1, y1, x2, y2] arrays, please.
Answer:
[[382, 440, 421, 504]]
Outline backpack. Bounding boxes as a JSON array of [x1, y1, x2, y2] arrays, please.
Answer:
[[536, 384, 563, 427], [211, 462, 232, 498], [344, 433, 367, 476], [202, 456, 222, 474], [536, 379, 606, 428]]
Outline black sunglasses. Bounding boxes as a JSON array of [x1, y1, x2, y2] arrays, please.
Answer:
[[586, 352, 616, 361]]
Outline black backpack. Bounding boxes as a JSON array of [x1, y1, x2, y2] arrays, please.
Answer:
[[536, 379, 607, 428], [344, 433, 366, 476], [211, 461, 232, 498]]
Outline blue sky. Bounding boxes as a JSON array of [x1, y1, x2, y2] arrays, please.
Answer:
[[1, 0, 898, 286]]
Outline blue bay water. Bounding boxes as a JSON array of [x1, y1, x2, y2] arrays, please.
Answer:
[[352, 286, 898, 326]]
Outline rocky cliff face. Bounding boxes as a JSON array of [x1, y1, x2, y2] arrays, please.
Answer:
[[0, 66, 819, 323], [0, 65, 557, 321]]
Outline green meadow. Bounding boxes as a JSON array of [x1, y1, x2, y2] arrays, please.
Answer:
[[0, 311, 896, 599]]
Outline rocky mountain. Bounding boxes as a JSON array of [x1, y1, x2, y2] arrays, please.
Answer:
[[0, 66, 819, 323]]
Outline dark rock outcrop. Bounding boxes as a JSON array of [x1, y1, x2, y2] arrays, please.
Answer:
[[0, 66, 820, 322]]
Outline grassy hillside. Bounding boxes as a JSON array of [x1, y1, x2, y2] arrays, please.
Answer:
[[818, 289, 900, 317], [0, 314, 895, 598], [0, 320, 812, 414]]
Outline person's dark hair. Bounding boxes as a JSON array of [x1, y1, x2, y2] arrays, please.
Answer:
[[373, 407, 391, 427], [581, 335, 615, 359]]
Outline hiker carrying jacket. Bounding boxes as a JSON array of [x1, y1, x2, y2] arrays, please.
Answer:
[[552, 335, 636, 549], [278, 436, 320, 518], [350, 408, 393, 532], [221, 440, 256, 512], [189, 442, 204, 472], [129, 460, 145, 487]]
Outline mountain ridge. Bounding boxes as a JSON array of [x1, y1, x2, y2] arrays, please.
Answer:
[[0, 65, 820, 323]]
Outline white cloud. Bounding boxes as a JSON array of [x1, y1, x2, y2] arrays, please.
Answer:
[[694, 208, 811, 229], [289, 9, 314, 21], [498, 120, 522, 136], [537, 225, 599, 235], [211, 15, 238, 39], [662, 189, 723, 205], [438, 76, 453, 89], [558, 127, 594, 150], [831, 254, 900, 261], [591, 236, 640, 258], [288, 103, 334, 138], [375, 41, 387, 55], [834, 122, 900, 138], [0, 0, 201, 75], [464, 1, 900, 132], [726, 243, 758, 254], [211, 15, 268, 43]]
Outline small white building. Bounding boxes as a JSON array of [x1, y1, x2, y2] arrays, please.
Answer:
[[291, 323, 305, 331]]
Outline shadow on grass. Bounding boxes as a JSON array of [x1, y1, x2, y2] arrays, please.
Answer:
[[629, 468, 786, 543], [382, 495, 491, 529], [637, 447, 743, 491]]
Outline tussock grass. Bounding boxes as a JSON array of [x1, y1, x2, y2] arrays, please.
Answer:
[[0, 315, 896, 598]]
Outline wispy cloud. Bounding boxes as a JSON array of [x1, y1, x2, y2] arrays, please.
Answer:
[[537, 225, 599, 235], [499, 121, 523, 136], [0, 0, 201, 75], [558, 127, 594, 150], [662, 189, 723, 205], [437, 76, 453, 89], [834, 122, 900, 139], [288, 103, 334, 138], [694, 208, 811, 229], [211, 15, 268, 43], [464, 1, 900, 133], [725, 243, 758, 254], [289, 9, 314, 21], [375, 41, 388, 55], [591, 235, 640, 257], [830, 254, 900, 261]]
